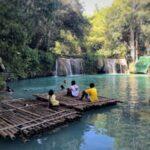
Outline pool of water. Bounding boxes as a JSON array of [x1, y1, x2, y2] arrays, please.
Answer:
[[0, 74, 150, 150]]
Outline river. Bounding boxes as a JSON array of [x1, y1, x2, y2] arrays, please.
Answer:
[[0, 74, 150, 150]]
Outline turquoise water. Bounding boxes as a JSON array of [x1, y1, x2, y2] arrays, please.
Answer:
[[0, 74, 150, 150]]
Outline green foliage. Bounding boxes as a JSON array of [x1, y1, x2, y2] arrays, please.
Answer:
[[39, 51, 55, 73], [0, 0, 89, 79], [1, 0, 149, 77], [86, 0, 130, 58], [53, 30, 82, 55], [86, 8, 108, 52], [84, 51, 98, 74], [135, 56, 150, 73], [22, 47, 40, 78], [95, 49, 112, 58], [86, 0, 149, 59]]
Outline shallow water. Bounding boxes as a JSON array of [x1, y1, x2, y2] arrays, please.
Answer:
[[0, 74, 150, 150]]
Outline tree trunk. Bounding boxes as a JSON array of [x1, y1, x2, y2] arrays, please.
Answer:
[[130, 26, 136, 61]]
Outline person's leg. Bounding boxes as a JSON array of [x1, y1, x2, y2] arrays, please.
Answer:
[[80, 91, 88, 100], [52, 106, 59, 111], [48, 102, 53, 108], [67, 88, 72, 96]]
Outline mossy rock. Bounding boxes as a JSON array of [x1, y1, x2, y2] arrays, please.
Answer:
[[135, 56, 150, 74]]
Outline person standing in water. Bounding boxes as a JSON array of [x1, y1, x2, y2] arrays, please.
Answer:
[[60, 80, 67, 90], [80, 83, 98, 102]]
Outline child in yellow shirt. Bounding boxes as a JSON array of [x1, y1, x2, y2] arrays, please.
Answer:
[[48, 90, 59, 108], [80, 83, 98, 103]]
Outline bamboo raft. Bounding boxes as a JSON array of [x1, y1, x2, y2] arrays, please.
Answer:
[[0, 98, 80, 141], [0, 92, 120, 141], [34, 92, 119, 111]]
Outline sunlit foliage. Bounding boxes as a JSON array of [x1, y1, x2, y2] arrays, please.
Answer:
[[86, 0, 150, 59]]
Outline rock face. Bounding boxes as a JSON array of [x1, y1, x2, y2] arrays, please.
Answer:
[[97, 58, 129, 74], [55, 58, 84, 76]]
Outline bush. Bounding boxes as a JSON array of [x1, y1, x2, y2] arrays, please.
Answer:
[[135, 56, 150, 74], [39, 51, 55, 75], [84, 51, 98, 74]]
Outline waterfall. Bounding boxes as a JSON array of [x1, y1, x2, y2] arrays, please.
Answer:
[[105, 59, 117, 74], [118, 59, 129, 74], [66, 59, 72, 75], [98, 58, 129, 74], [55, 58, 84, 76], [56, 57, 128, 75], [70, 58, 84, 74]]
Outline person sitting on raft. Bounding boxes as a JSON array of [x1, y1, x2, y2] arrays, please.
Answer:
[[79, 83, 98, 102], [67, 80, 79, 97], [48, 90, 59, 108]]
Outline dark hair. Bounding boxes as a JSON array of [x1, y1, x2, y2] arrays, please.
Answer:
[[6, 86, 10, 89], [49, 89, 54, 96], [60, 85, 65, 90], [71, 80, 76, 85], [90, 83, 95, 88]]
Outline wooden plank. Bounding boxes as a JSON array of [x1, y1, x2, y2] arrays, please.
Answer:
[[21, 112, 79, 130], [0, 109, 67, 131], [0, 92, 119, 140], [1, 102, 41, 117]]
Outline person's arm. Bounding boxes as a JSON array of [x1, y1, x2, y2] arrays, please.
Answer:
[[70, 86, 73, 91], [85, 88, 90, 94], [76, 85, 79, 91], [51, 95, 56, 101]]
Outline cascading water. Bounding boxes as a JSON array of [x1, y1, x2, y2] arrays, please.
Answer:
[[105, 59, 117, 74], [70, 58, 84, 74], [98, 58, 129, 74], [118, 59, 129, 74], [55, 58, 84, 76], [65, 59, 73, 75], [56, 57, 128, 76]]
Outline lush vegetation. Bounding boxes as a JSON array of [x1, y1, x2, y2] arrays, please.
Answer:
[[135, 56, 150, 73], [0, 0, 89, 79], [0, 0, 149, 80], [84, 0, 150, 73], [86, 0, 150, 59]]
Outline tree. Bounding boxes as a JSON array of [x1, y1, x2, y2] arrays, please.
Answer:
[[0, 0, 89, 79], [86, 0, 150, 60]]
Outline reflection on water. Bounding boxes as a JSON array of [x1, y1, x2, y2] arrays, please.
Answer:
[[0, 75, 149, 150]]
